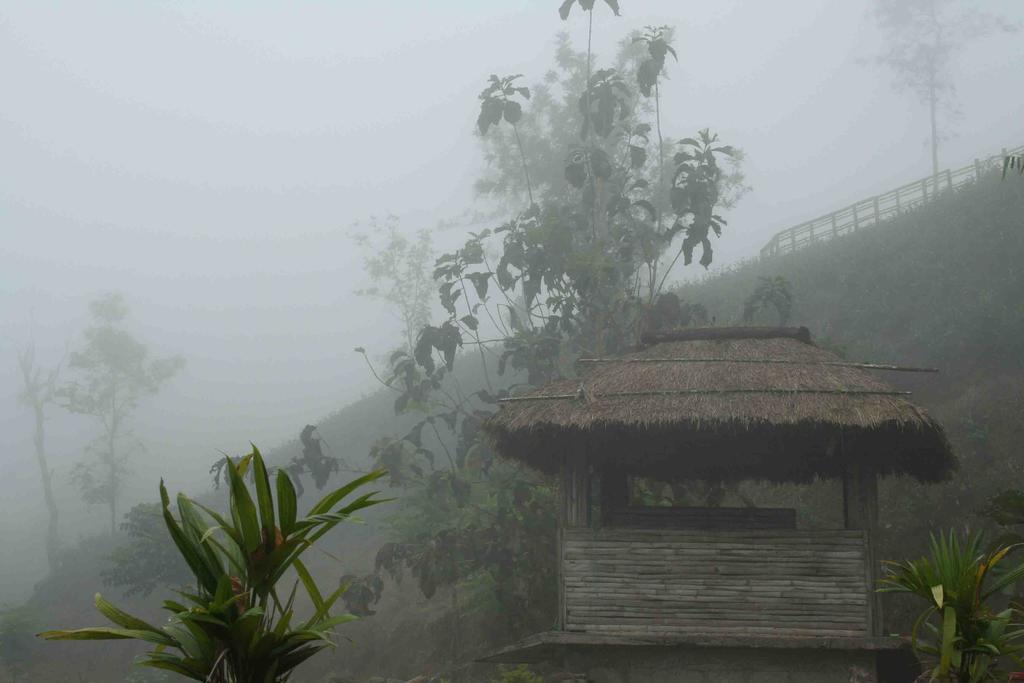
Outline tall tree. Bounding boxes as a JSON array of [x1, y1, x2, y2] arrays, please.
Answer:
[[352, 5, 742, 668], [16, 342, 64, 574], [351, 216, 434, 354], [871, 0, 1016, 189], [62, 293, 184, 534]]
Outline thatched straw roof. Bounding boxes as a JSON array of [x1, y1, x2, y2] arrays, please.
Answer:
[[484, 327, 955, 483]]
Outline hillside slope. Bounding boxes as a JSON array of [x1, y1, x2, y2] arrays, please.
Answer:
[[11, 173, 1023, 682], [678, 170, 1024, 376], [677, 171, 1024, 627]]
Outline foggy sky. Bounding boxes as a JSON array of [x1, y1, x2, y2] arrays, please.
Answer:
[[2, 0, 1022, 602]]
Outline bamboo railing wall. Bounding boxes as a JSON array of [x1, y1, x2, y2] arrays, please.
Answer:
[[759, 145, 1024, 260], [562, 527, 871, 638]]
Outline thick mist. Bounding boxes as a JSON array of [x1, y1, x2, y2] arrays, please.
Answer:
[[2, 0, 1022, 621]]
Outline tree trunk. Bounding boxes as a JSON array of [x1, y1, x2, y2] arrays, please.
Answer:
[[450, 583, 461, 683], [108, 432, 118, 535], [33, 402, 60, 573]]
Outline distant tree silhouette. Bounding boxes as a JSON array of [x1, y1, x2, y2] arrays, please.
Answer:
[[16, 341, 64, 573], [870, 0, 1017, 190], [62, 293, 184, 534]]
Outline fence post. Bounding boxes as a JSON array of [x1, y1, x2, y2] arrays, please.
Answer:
[[974, 158, 982, 180], [946, 169, 953, 192], [895, 189, 901, 214], [831, 212, 837, 237], [873, 196, 880, 224], [852, 203, 859, 230], [922, 179, 928, 202], [790, 229, 796, 252]]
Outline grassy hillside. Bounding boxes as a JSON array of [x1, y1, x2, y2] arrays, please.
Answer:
[[678, 170, 1024, 376]]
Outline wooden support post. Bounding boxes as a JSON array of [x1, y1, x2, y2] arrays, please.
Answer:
[[562, 451, 590, 528], [558, 450, 590, 630], [843, 463, 882, 636], [599, 466, 629, 526]]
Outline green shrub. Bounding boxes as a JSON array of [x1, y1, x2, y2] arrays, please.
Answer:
[[39, 446, 388, 683], [489, 664, 543, 683]]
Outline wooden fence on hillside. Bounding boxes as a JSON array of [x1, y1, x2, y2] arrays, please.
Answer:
[[759, 145, 1024, 259]]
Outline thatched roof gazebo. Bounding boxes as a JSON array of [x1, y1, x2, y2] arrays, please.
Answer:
[[480, 326, 953, 683]]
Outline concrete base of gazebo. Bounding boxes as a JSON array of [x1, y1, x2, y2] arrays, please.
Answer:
[[481, 631, 917, 683]]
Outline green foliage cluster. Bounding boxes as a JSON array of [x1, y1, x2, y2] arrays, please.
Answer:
[[879, 531, 1024, 682], [742, 276, 793, 326], [102, 502, 193, 598], [488, 664, 543, 683], [345, 0, 746, 656], [40, 447, 388, 682]]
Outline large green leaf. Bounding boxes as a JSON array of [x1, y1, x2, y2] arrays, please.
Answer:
[[276, 469, 298, 537], [162, 619, 211, 663], [177, 494, 226, 580], [93, 594, 165, 636], [225, 455, 262, 554], [137, 651, 208, 681], [305, 613, 358, 633], [37, 627, 174, 646], [301, 491, 390, 546], [274, 643, 328, 676], [939, 605, 957, 674], [293, 558, 325, 614], [250, 445, 277, 547], [307, 469, 387, 517], [190, 499, 244, 550], [160, 480, 219, 594], [200, 530, 247, 576], [306, 580, 351, 627]]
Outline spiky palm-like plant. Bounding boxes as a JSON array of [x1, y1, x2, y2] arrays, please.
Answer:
[[879, 531, 1024, 682], [39, 446, 388, 682]]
